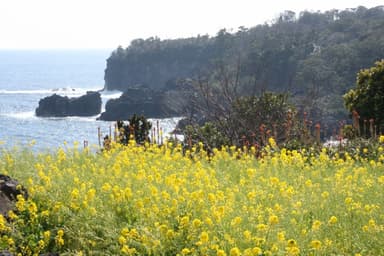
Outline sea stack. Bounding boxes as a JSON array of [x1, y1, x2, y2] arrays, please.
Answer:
[[35, 91, 102, 117]]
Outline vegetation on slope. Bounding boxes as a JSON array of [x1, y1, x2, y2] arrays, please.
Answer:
[[104, 6, 384, 125]]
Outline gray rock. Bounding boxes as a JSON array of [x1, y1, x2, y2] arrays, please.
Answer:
[[35, 91, 101, 117], [0, 174, 28, 216]]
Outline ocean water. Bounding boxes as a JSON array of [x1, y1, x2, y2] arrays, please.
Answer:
[[0, 50, 180, 151]]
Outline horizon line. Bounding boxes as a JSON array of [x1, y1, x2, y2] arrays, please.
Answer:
[[0, 47, 115, 51]]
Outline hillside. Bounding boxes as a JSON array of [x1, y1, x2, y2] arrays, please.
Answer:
[[104, 5, 384, 124]]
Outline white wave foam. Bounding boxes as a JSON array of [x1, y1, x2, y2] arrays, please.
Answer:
[[100, 90, 123, 100], [0, 86, 103, 97], [44, 115, 100, 122], [1, 111, 101, 121], [1, 111, 36, 119], [149, 117, 183, 134], [99, 90, 123, 113]]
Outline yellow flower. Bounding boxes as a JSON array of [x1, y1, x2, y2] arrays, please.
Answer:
[[231, 216, 242, 226], [43, 230, 51, 242], [328, 216, 338, 225], [121, 245, 137, 255], [192, 218, 202, 228], [28, 202, 38, 214], [118, 236, 127, 245], [345, 197, 353, 205], [243, 248, 253, 256], [269, 215, 279, 225], [121, 227, 130, 237], [55, 229, 65, 247], [229, 247, 241, 256], [15, 195, 26, 212], [41, 210, 50, 218], [7, 238, 15, 247], [252, 247, 262, 255], [310, 240, 322, 250], [166, 229, 174, 239], [277, 231, 285, 241], [55, 237, 64, 247], [200, 231, 209, 243], [217, 249, 227, 256], [243, 230, 252, 241], [286, 246, 300, 256], [181, 248, 191, 255], [257, 223, 268, 232], [287, 239, 297, 247], [321, 191, 329, 199], [379, 135, 384, 143], [268, 137, 277, 148], [205, 217, 213, 226], [38, 239, 45, 249], [312, 220, 321, 230], [57, 229, 64, 237], [180, 216, 190, 227]]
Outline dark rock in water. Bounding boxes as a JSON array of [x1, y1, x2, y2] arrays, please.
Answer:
[[99, 79, 198, 121], [35, 91, 101, 117], [98, 86, 178, 121]]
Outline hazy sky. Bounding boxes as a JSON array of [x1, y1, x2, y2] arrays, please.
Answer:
[[0, 0, 383, 49]]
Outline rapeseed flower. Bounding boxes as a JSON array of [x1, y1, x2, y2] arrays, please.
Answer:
[[268, 215, 279, 225], [229, 247, 241, 256], [200, 231, 209, 243], [312, 220, 322, 231], [310, 240, 322, 250], [328, 216, 338, 225]]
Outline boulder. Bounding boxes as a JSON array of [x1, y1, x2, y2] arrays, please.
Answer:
[[35, 91, 101, 117], [98, 86, 178, 121], [0, 174, 28, 216]]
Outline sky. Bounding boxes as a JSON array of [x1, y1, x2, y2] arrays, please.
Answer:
[[0, 0, 383, 49]]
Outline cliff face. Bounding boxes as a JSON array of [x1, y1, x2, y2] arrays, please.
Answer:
[[104, 37, 215, 91]]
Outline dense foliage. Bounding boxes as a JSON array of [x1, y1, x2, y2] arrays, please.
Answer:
[[344, 59, 384, 135], [104, 6, 384, 125], [184, 92, 300, 149], [0, 137, 384, 255], [116, 115, 152, 145]]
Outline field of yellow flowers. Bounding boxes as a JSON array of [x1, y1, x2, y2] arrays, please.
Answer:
[[0, 137, 384, 255]]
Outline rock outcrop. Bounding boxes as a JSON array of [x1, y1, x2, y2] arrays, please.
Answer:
[[0, 174, 28, 216], [35, 91, 102, 117], [98, 86, 179, 121]]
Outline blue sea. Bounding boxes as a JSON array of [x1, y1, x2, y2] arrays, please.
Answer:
[[0, 50, 179, 151]]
